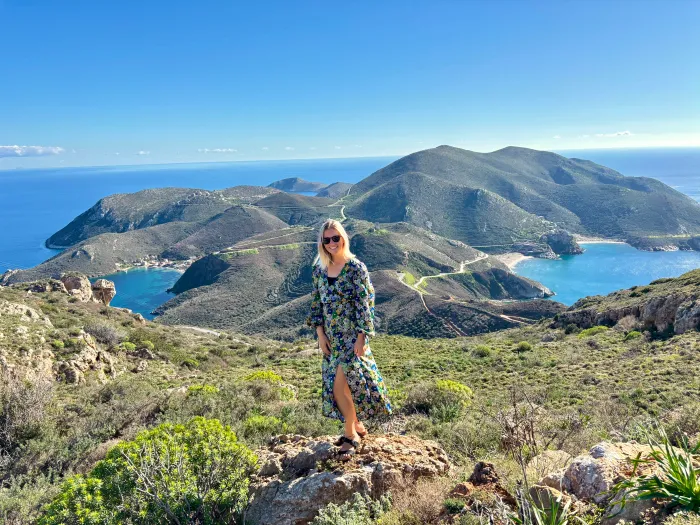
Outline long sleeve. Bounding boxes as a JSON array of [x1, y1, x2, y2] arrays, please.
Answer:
[[306, 268, 324, 328], [354, 262, 376, 337]]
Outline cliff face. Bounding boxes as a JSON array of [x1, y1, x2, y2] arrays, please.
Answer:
[[554, 269, 700, 335], [540, 229, 584, 255]]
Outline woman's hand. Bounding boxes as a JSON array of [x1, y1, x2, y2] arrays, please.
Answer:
[[317, 328, 331, 356], [354, 333, 368, 357]]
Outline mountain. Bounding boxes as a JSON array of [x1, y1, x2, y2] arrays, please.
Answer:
[[268, 177, 328, 193], [155, 220, 560, 340], [316, 182, 353, 198], [347, 145, 700, 247], [46, 186, 279, 248]]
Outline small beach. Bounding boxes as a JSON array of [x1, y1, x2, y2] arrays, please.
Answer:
[[494, 252, 532, 269]]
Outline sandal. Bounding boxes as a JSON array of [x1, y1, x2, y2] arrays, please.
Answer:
[[334, 432, 365, 446], [336, 436, 360, 461]]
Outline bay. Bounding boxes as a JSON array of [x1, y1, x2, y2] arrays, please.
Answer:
[[90, 268, 183, 319], [513, 243, 700, 306]]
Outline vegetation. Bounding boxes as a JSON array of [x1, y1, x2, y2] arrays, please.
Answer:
[[39, 417, 257, 525], [614, 428, 700, 513], [311, 493, 391, 525]]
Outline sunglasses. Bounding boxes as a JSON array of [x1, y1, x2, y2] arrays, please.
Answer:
[[322, 235, 342, 245]]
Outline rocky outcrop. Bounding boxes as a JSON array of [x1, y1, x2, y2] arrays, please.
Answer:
[[60, 274, 94, 302], [513, 241, 558, 260], [537, 442, 670, 524], [246, 433, 451, 525], [54, 332, 117, 384], [91, 279, 116, 306], [0, 299, 53, 327], [557, 292, 700, 335], [540, 230, 584, 255]]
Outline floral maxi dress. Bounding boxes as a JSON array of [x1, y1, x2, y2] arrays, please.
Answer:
[[307, 258, 392, 421]]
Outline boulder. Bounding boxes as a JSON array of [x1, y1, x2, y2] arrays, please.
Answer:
[[246, 433, 450, 525], [91, 279, 116, 306], [60, 274, 93, 302], [54, 332, 117, 383], [448, 461, 517, 509], [540, 230, 584, 255], [24, 279, 68, 294]]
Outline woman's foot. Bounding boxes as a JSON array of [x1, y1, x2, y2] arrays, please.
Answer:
[[354, 421, 368, 438], [337, 433, 360, 461]]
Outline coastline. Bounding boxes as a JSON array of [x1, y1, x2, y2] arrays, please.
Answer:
[[495, 252, 533, 269], [573, 235, 627, 244]]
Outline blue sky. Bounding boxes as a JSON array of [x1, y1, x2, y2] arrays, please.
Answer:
[[1, 0, 698, 168]]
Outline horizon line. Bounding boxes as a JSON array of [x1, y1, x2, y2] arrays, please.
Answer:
[[2, 144, 700, 173]]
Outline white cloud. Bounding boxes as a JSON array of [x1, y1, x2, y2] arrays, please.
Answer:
[[114, 152, 120, 156], [198, 148, 237, 153], [552, 135, 561, 139], [261, 147, 269, 151], [335, 146, 342, 150], [354, 144, 362, 148], [136, 150, 150, 155], [285, 146, 295, 151], [595, 130, 633, 137], [0, 145, 65, 158]]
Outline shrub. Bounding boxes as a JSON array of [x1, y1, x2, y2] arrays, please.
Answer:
[[243, 370, 295, 400], [405, 379, 473, 422], [311, 492, 391, 525], [83, 323, 124, 347], [181, 357, 199, 369], [472, 345, 492, 358], [0, 370, 53, 469], [578, 326, 609, 338], [564, 324, 579, 335], [187, 384, 220, 396], [141, 340, 155, 351], [242, 414, 287, 440], [120, 341, 136, 352], [443, 497, 466, 514], [613, 427, 700, 513], [624, 331, 642, 341], [514, 341, 533, 353], [50, 340, 64, 349], [39, 417, 258, 525]]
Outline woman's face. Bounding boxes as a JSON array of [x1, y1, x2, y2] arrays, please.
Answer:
[[323, 227, 343, 258]]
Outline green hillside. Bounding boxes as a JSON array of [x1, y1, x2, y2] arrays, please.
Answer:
[[347, 145, 700, 246], [1, 270, 698, 523]]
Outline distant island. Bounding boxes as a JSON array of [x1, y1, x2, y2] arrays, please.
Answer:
[[3, 145, 700, 340]]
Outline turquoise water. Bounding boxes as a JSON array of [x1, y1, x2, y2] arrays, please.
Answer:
[[513, 243, 700, 306], [91, 268, 182, 319]]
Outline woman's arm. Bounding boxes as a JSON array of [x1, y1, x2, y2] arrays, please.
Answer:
[[306, 269, 330, 355], [354, 262, 376, 343]]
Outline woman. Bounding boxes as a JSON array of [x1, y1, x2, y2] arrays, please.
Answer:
[[307, 219, 392, 460]]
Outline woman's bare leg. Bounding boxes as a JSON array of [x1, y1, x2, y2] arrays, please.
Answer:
[[334, 365, 359, 450]]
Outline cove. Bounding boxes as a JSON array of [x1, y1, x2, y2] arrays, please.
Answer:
[[92, 267, 182, 319], [513, 243, 700, 306]]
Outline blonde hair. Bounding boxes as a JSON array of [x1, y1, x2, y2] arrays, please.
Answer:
[[315, 219, 354, 270]]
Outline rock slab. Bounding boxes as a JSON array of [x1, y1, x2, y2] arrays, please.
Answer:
[[246, 433, 451, 525]]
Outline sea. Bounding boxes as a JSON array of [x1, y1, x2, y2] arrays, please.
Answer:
[[0, 148, 699, 317]]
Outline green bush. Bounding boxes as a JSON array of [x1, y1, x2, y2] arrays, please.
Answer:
[[564, 324, 579, 335], [613, 427, 700, 513], [443, 497, 466, 514], [405, 379, 473, 422], [50, 340, 64, 349], [39, 417, 258, 525], [84, 323, 124, 347], [181, 357, 200, 369], [141, 340, 155, 351], [311, 492, 391, 525], [187, 384, 220, 396], [624, 331, 642, 341], [472, 345, 492, 358], [578, 326, 609, 338], [121, 341, 136, 352], [242, 414, 287, 440], [514, 341, 533, 353], [243, 370, 295, 400]]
